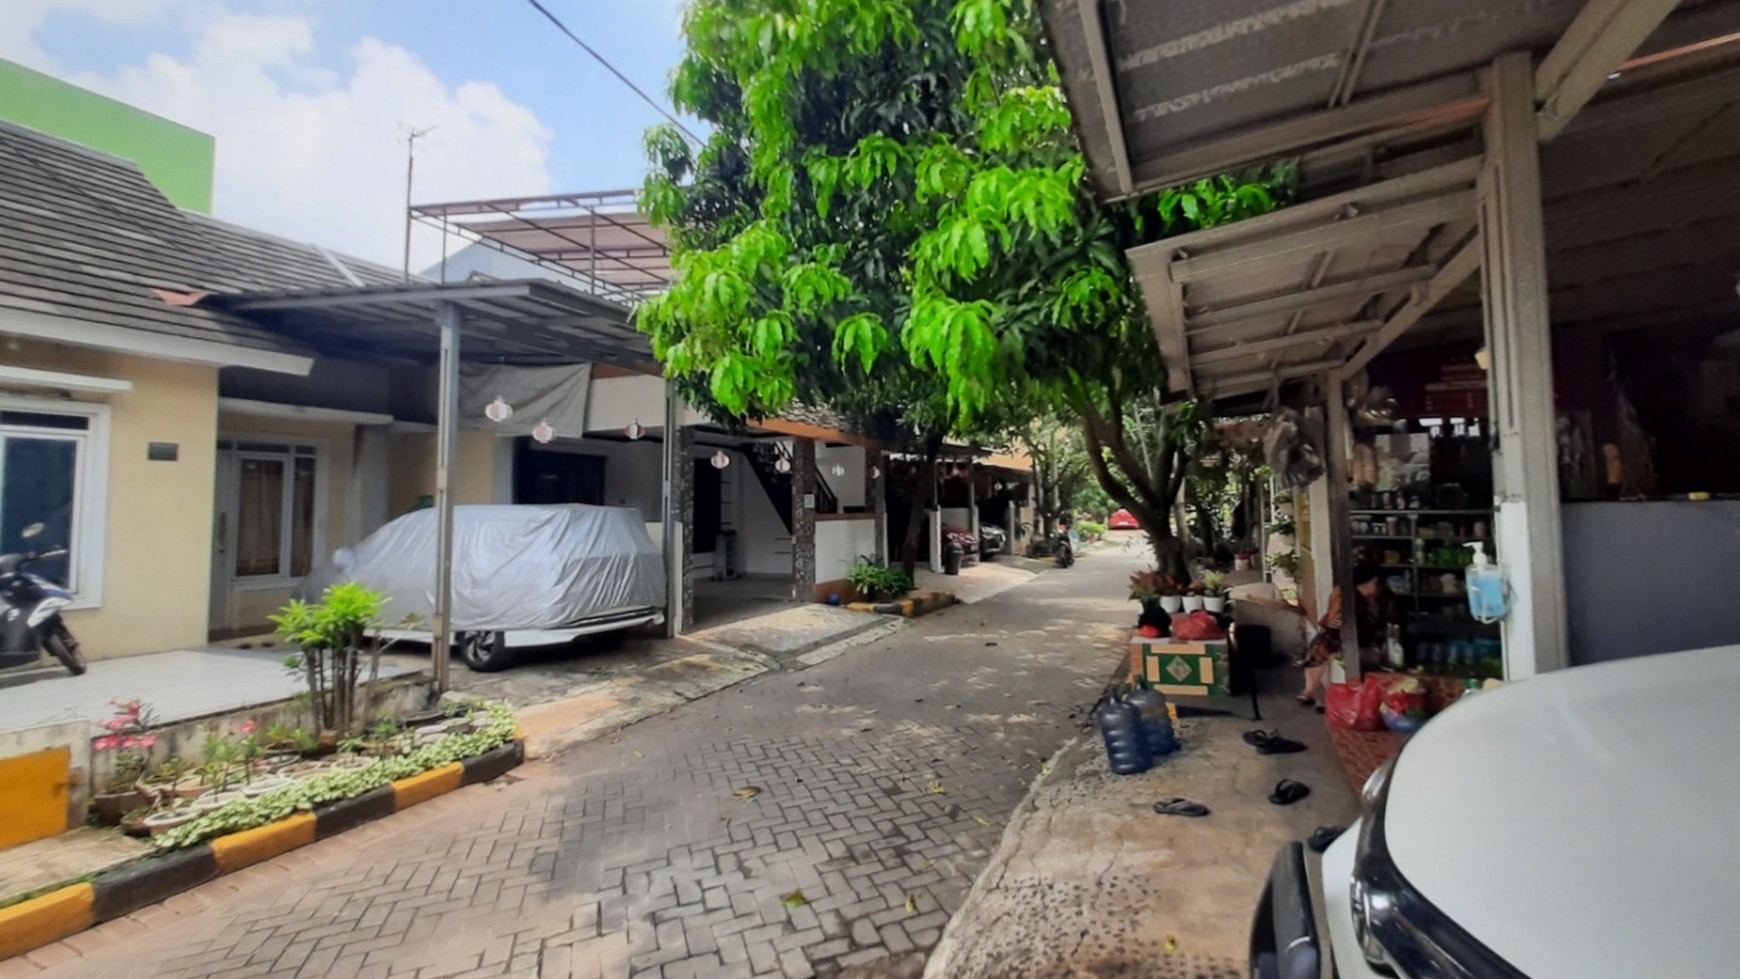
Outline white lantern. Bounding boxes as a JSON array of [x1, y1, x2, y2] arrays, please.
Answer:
[[830, 464, 846, 478], [484, 396, 513, 423], [710, 450, 730, 469], [870, 466, 881, 479], [532, 420, 555, 444], [995, 481, 1006, 491], [625, 419, 645, 440], [774, 456, 792, 474]]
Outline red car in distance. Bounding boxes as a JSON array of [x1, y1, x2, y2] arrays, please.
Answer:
[[1107, 509, 1139, 530]]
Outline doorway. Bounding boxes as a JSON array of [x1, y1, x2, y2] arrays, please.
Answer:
[[210, 438, 325, 634]]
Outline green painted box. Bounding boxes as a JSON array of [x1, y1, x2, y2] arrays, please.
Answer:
[[1134, 639, 1230, 697]]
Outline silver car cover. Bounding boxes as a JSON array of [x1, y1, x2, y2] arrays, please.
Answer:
[[298, 504, 665, 631]]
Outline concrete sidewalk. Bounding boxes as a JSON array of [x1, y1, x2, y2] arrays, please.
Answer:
[[0, 648, 419, 733], [925, 677, 1359, 978]]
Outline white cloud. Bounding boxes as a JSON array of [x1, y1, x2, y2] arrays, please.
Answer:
[[2, 3, 554, 268]]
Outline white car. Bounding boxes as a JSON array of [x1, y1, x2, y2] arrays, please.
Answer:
[[300, 504, 666, 672], [1252, 646, 1740, 978]]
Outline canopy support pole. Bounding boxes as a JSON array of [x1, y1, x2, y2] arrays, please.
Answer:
[[431, 301, 461, 694], [1324, 373, 1359, 680], [1482, 54, 1569, 677]]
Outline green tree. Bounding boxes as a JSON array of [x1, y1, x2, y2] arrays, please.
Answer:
[[639, 0, 1290, 577]]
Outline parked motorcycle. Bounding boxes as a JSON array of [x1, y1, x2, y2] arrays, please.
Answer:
[[0, 522, 86, 676]]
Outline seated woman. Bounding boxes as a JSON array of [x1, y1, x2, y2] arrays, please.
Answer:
[[1298, 563, 1393, 708]]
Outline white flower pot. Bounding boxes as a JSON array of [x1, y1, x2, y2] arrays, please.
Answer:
[[1203, 596, 1226, 614], [1234, 557, 1251, 571], [1159, 595, 1183, 614], [1182, 595, 1205, 613]]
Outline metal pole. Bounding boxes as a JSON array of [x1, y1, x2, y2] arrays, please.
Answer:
[[1324, 373, 1360, 680], [431, 302, 461, 693], [402, 126, 431, 282], [661, 379, 682, 638]]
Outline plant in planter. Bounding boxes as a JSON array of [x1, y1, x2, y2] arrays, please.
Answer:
[[90, 699, 158, 825], [846, 559, 915, 603], [271, 582, 392, 740], [1182, 580, 1207, 613], [361, 717, 408, 756], [197, 732, 241, 792], [1200, 571, 1230, 613], [1271, 550, 1301, 579], [1128, 569, 1181, 627], [137, 757, 199, 803]]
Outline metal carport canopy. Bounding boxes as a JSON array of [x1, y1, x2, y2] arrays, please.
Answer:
[[206, 278, 658, 695], [1041, 0, 1740, 200]]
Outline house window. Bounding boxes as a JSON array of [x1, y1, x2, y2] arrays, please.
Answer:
[[226, 443, 320, 579], [0, 403, 107, 606]]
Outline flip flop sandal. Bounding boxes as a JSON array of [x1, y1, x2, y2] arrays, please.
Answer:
[[1258, 734, 1307, 755], [1295, 696, 1316, 708], [1268, 779, 1312, 806], [1152, 797, 1210, 817], [1243, 729, 1278, 748], [1307, 826, 1346, 853], [1244, 730, 1307, 754]]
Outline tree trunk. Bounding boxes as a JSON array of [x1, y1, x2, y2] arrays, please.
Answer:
[[899, 436, 942, 577]]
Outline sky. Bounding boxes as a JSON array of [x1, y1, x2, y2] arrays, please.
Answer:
[[0, 0, 692, 269]]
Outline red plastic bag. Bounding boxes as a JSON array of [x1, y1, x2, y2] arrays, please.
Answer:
[[1170, 611, 1227, 641], [1326, 679, 1385, 731]]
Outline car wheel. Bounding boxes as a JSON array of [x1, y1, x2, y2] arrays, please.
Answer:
[[459, 631, 514, 672]]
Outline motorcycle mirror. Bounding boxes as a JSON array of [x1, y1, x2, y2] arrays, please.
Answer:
[[20, 522, 44, 539]]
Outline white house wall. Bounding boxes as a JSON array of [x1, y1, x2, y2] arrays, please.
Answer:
[[586, 375, 708, 434], [816, 518, 877, 589], [738, 447, 793, 576], [816, 444, 866, 508]]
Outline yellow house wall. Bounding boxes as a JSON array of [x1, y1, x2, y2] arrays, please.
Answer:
[[217, 414, 358, 633], [385, 430, 503, 519], [2, 341, 218, 659]]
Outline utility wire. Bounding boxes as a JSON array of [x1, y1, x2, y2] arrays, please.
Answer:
[[522, 0, 703, 145]]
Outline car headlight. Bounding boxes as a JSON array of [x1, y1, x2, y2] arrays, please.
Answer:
[[1349, 764, 1528, 979], [1361, 757, 1395, 809]]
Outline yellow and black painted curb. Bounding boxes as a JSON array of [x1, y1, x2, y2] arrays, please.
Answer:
[[852, 590, 956, 618], [0, 740, 523, 963]]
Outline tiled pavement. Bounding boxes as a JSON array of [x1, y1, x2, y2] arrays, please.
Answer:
[[8, 552, 1143, 979]]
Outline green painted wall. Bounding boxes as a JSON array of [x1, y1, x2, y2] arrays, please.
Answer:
[[0, 59, 214, 213]]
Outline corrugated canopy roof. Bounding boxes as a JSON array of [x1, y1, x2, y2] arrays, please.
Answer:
[[1131, 59, 1740, 399], [411, 190, 670, 305], [206, 279, 655, 367], [1041, 0, 1740, 199]]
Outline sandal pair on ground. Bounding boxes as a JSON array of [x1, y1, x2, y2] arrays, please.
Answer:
[[1152, 778, 1312, 818]]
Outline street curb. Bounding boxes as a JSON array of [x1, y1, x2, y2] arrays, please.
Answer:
[[0, 740, 524, 964], [867, 590, 957, 617]]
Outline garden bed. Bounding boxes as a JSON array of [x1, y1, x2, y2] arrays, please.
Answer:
[[0, 716, 523, 962]]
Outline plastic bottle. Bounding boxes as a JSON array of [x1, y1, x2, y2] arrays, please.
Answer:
[[1122, 684, 1180, 757], [1385, 625, 1406, 670], [1095, 686, 1154, 775], [1465, 542, 1509, 623]]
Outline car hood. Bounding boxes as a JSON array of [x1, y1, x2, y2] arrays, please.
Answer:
[[1385, 646, 1740, 978]]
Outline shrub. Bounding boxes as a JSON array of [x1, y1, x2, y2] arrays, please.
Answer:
[[847, 560, 914, 602]]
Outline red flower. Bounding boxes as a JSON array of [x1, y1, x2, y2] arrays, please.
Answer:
[[240, 721, 256, 735]]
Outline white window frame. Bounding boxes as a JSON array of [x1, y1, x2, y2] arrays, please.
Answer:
[[219, 433, 328, 591], [0, 393, 110, 610]]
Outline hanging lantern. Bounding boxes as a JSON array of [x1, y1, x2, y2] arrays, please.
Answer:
[[710, 450, 730, 470], [869, 465, 881, 479], [774, 456, 792, 474], [624, 419, 645, 440], [531, 420, 555, 444], [830, 464, 846, 478], [995, 481, 1006, 491], [484, 396, 513, 424]]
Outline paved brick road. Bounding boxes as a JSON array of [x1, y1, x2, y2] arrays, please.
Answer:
[[11, 552, 1138, 979]]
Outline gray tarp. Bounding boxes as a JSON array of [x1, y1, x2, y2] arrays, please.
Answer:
[[300, 504, 664, 631], [456, 363, 591, 437]]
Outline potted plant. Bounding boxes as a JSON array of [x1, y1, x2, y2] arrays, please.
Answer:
[[1182, 580, 1207, 613], [1201, 571, 1230, 614], [1128, 569, 1177, 627], [846, 559, 914, 603], [90, 699, 157, 825], [137, 757, 200, 803], [1233, 550, 1255, 571]]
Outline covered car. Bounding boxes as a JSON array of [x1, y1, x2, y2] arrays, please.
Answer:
[[1107, 509, 1140, 530], [299, 504, 665, 671]]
